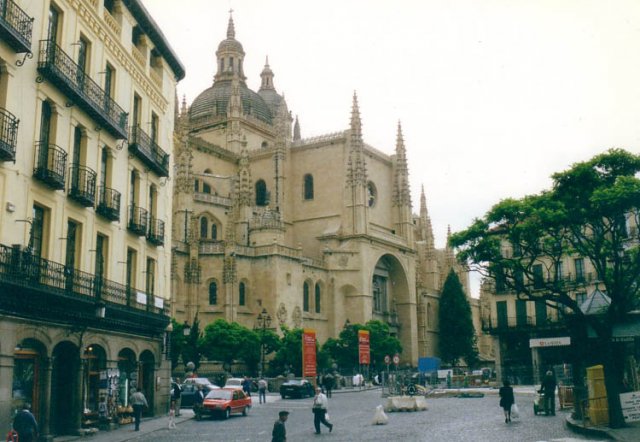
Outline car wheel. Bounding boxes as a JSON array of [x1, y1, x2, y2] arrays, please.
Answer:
[[224, 408, 231, 419], [243, 405, 250, 416], [281, 394, 285, 399]]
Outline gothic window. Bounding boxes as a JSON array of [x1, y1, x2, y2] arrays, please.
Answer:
[[200, 217, 208, 239], [194, 179, 199, 193], [209, 281, 217, 305], [211, 224, 217, 240], [239, 282, 246, 306], [427, 303, 432, 328], [202, 182, 211, 194], [372, 260, 389, 314], [255, 179, 268, 206], [304, 174, 314, 200], [303, 282, 310, 312], [315, 284, 321, 313], [367, 181, 377, 207]]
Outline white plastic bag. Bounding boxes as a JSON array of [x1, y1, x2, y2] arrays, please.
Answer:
[[325, 412, 330, 422], [511, 403, 520, 419]]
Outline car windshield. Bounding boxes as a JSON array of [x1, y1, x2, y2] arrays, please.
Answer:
[[285, 380, 304, 385], [206, 390, 232, 400]]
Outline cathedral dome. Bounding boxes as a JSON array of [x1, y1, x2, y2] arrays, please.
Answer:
[[189, 80, 273, 125], [217, 37, 244, 54]]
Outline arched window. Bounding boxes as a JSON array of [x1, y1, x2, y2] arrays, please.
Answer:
[[303, 282, 310, 312], [315, 284, 321, 313], [304, 174, 314, 200], [239, 282, 246, 306], [209, 281, 217, 305], [255, 179, 268, 206], [200, 217, 208, 239], [211, 224, 217, 240]]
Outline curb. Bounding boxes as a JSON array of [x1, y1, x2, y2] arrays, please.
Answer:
[[564, 415, 614, 440]]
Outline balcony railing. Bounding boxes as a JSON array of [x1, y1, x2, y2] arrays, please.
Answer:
[[128, 125, 169, 177], [0, 243, 165, 317], [128, 204, 148, 236], [96, 186, 121, 221], [37, 40, 128, 139], [68, 164, 97, 207], [33, 142, 66, 190], [0, 107, 19, 161], [481, 315, 566, 334], [0, 0, 33, 54], [147, 217, 165, 246]]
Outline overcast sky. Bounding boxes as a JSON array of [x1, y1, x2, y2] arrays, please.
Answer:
[[141, 0, 640, 294]]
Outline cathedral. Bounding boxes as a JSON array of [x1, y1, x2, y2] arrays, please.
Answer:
[[171, 14, 470, 365]]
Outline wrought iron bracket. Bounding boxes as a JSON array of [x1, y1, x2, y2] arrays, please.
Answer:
[[116, 139, 127, 151], [35, 75, 44, 83], [16, 52, 33, 67]]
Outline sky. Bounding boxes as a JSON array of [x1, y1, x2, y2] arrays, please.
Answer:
[[141, 0, 640, 294]]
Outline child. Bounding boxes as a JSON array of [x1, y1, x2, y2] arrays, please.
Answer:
[[168, 400, 176, 429]]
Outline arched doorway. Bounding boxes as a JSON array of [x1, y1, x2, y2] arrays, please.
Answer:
[[52, 341, 80, 435], [140, 350, 155, 415], [13, 339, 47, 423], [83, 345, 106, 420], [117, 349, 137, 408]]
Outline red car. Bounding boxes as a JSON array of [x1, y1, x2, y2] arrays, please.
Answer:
[[202, 388, 251, 419]]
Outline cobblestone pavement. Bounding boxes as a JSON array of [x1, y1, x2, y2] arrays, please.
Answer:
[[119, 389, 607, 442]]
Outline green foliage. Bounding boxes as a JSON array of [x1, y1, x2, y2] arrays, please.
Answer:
[[169, 318, 187, 371], [181, 315, 203, 370], [200, 319, 261, 373], [438, 270, 477, 367], [270, 327, 304, 376]]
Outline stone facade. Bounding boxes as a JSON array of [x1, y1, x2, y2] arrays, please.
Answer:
[[171, 14, 472, 368], [0, 0, 182, 437]]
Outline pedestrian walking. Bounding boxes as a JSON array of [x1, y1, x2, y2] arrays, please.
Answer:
[[323, 373, 334, 398], [541, 370, 557, 416], [168, 400, 177, 429], [258, 377, 268, 404], [130, 388, 148, 431], [242, 376, 252, 397], [499, 380, 515, 423], [272, 410, 289, 442], [12, 403, 38, 442], [171, 379, 182, 416], [311, 386, 333, 434]]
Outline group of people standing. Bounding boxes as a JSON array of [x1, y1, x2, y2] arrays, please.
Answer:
[[499, 370, 557, 424]]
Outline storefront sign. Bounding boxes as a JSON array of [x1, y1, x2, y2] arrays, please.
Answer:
[[529, 337, 571, 348], [620, 391, 640, 422], [302, 329, 317, 377], [358, 330, 370, 365]]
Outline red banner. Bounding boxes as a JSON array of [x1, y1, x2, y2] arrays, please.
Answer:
[[358, 329, 370, 365], [302, 329, 317, 377]]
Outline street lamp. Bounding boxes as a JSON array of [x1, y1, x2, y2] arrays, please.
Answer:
[[255, 308, 272, 376], [183, 320, 191, 336]]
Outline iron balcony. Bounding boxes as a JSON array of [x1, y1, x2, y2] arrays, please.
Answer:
[[0, 243, 168, 335], [68, 164, 97, 207], [128, 125, 169, 177], [96, 186, 121, 221], [147, 217, 165, 246], [128, 204, 149, 236], [37, 40, 128, 139], [0, 107, 19, 162], [33, 142, 66, 190], [0, 0, 33, 54]]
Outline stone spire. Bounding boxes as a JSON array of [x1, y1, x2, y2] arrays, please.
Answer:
[[259, 56, 275, 91], [420, 185, 435, 251], [293, 115, 301, 141], [226, 11, 235, 39], [392, 121, 411, 207], [446, 225, 455, 267], [346, 91, 367, 186]]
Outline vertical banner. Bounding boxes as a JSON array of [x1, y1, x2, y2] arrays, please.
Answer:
[[358, 329, 370, 365], [302, 329, 317, 378]]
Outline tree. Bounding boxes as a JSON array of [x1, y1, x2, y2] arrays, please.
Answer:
[[200, 319, 261, 373], [169, 318, 187, 371], [181, 314, 203, 371], [438, 270, 478, 367], [450, 149, 640, 428], [270, 327, 304, 376]]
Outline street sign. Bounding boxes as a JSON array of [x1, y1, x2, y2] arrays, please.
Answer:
[[384, 355, 390, 365], [393, 353, 400, 365], [529, 337, 571, 348]]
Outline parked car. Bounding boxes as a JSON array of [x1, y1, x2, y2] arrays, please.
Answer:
[[280, 379, 315, 399], [180, 379, 219, 408], [223, 377, 245, 390], [202, 388, 251, 419]]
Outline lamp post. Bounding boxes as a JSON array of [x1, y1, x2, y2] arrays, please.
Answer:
[[255, 308, 271, 376], [183, 320, 191, 336]]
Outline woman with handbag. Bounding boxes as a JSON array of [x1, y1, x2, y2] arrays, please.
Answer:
[[311, 387, 333, 434], [499, 380, 515, 423]]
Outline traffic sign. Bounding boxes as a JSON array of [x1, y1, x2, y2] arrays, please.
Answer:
[[384, 355, 390, 365], [393, 353, 400, 365]]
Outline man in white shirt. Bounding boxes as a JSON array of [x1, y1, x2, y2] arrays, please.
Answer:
[[311, 387, 333, 434]]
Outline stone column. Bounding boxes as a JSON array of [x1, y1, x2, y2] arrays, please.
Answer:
[[0, 350, 15, 435], [493, 336, 503, 382], [74, 358, 84, 433], [39, 356, 54, 441]]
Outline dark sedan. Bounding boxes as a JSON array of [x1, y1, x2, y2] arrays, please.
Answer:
[[180, 381, 218, 408], [280, 379, 315, 399]]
